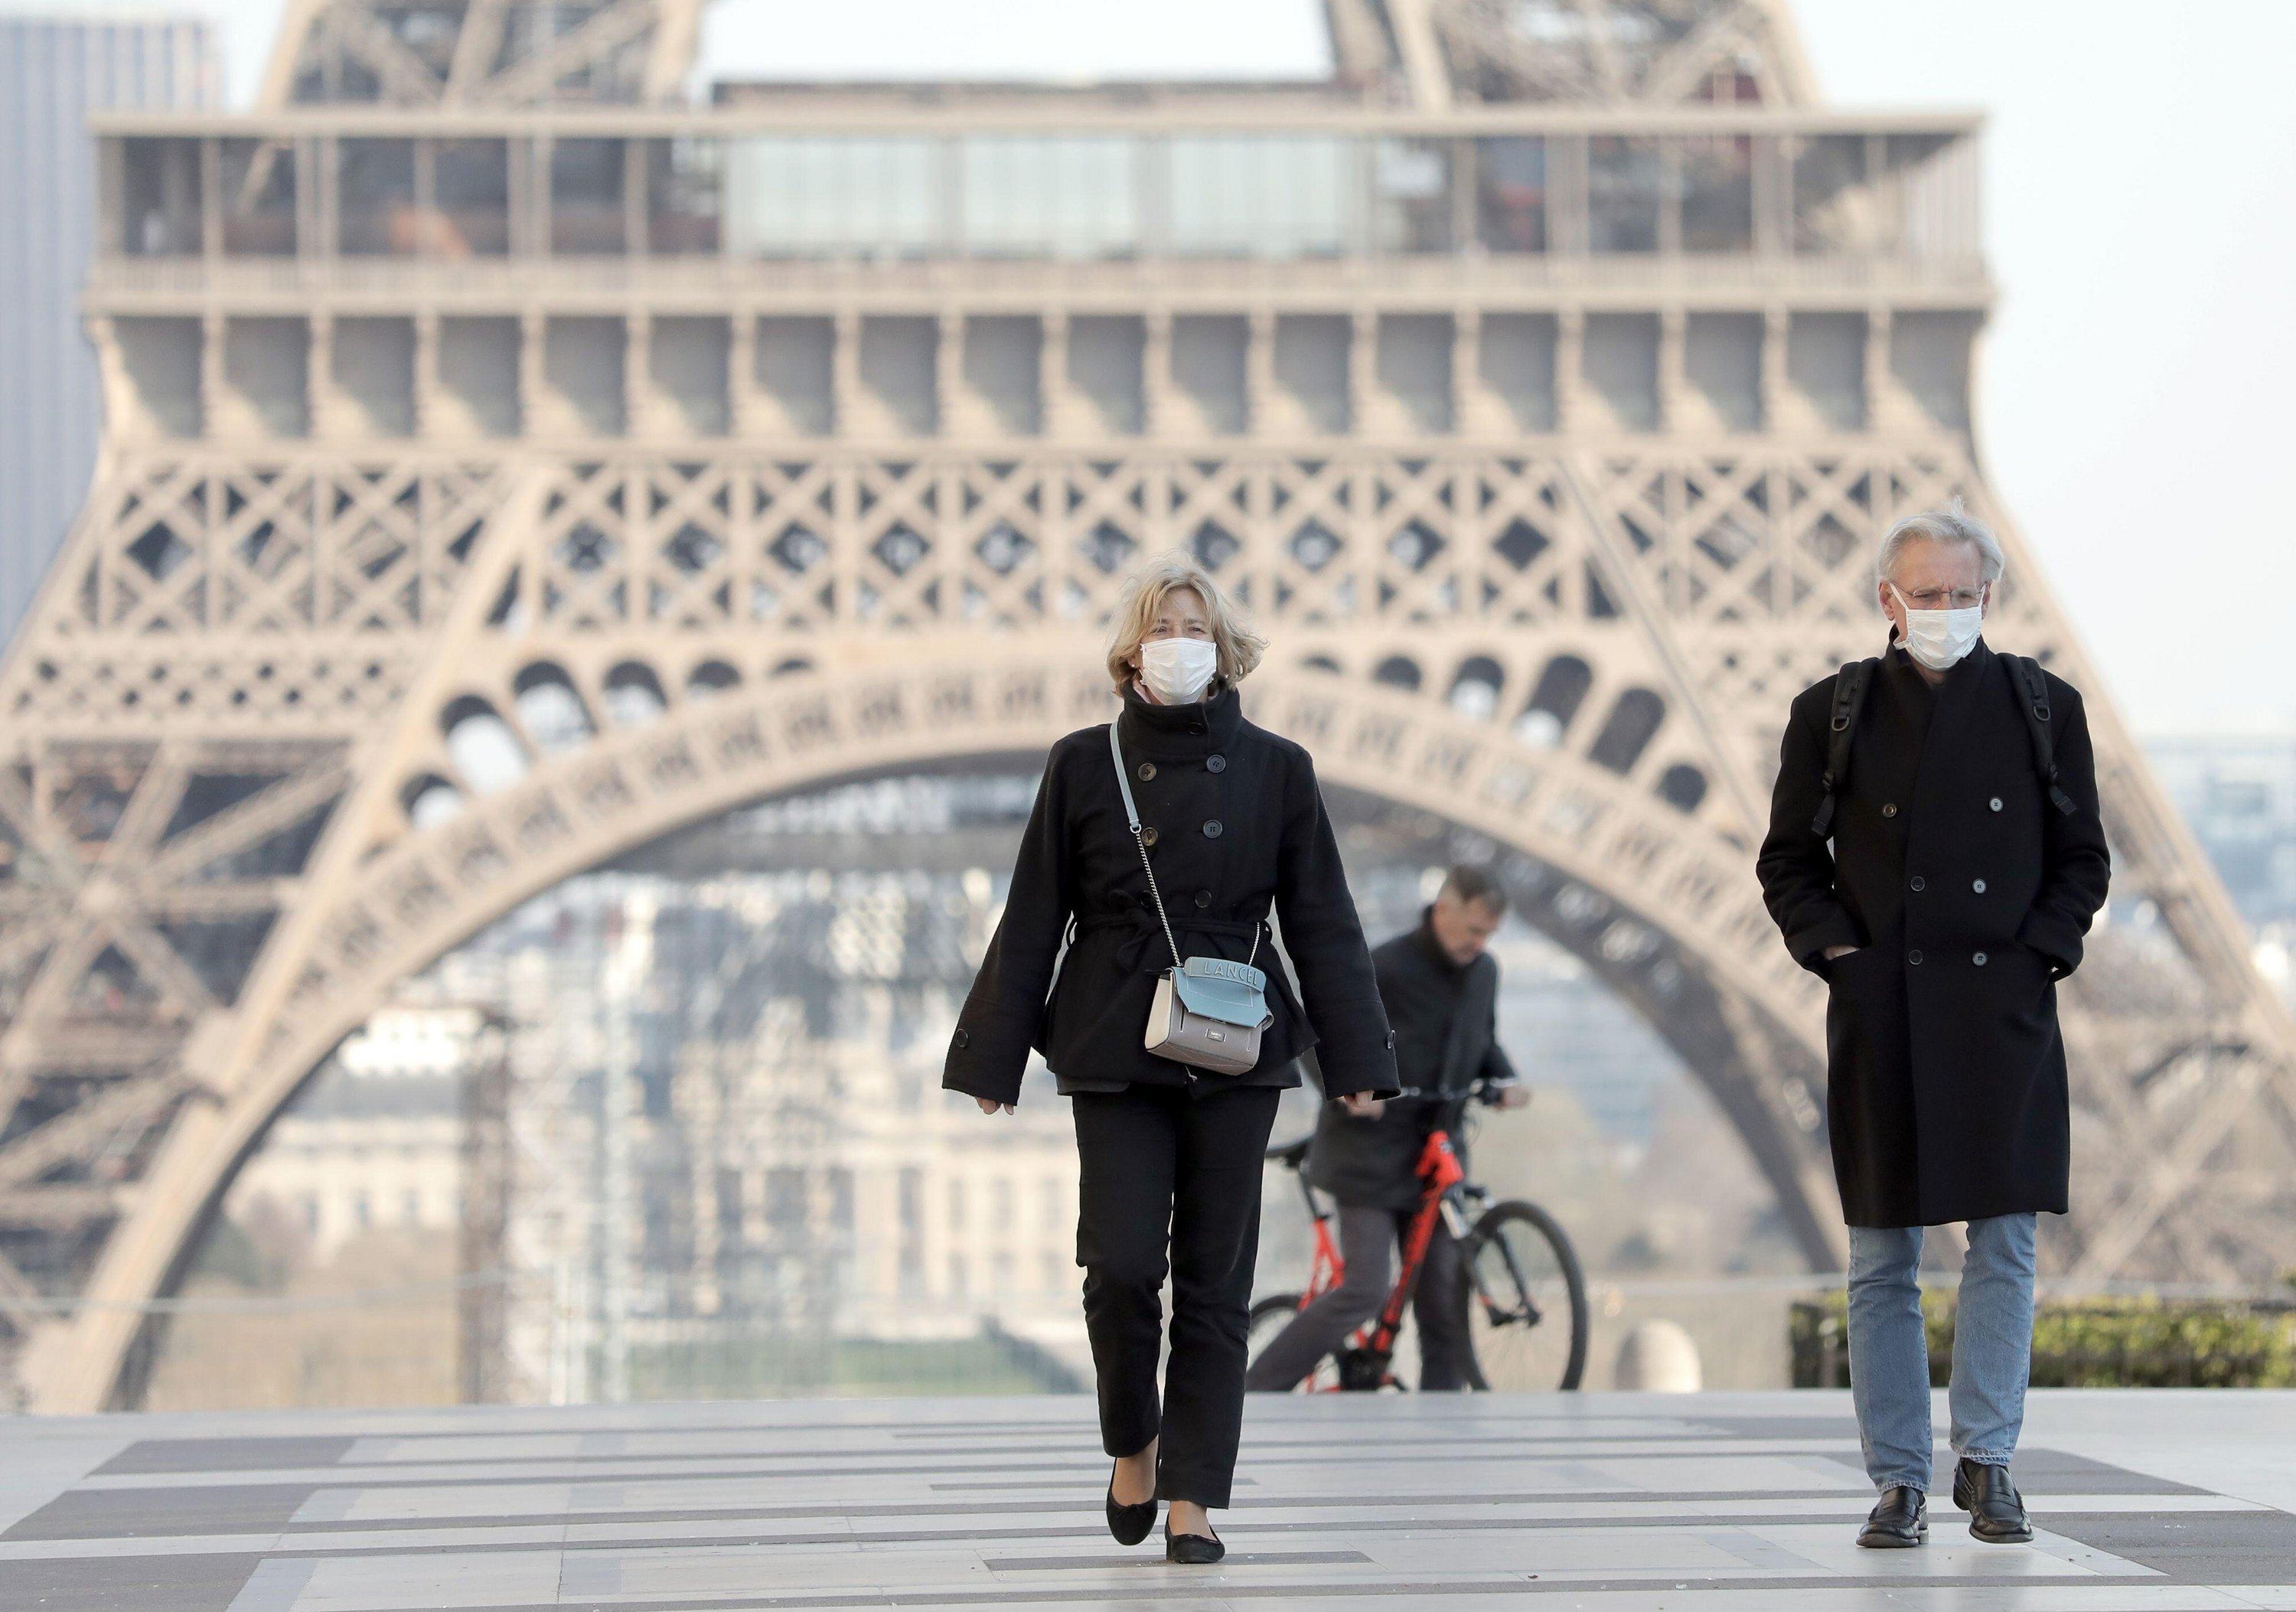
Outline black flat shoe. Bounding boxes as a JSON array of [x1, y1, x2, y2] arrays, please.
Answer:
[[1165, 1522, 1225, 1565], [1105, 1464, 1156, 1546], [1857, 1484, 1929, 1548], [1953, 1458, 2034, 1543]]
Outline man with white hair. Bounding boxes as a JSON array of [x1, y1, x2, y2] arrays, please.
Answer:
[[1756, 505, 2110, 1550]]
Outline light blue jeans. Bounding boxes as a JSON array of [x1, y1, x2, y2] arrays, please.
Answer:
[[1846, 1214, 2037, 1492]]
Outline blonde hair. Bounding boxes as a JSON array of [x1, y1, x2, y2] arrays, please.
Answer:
[[1104, 553, 1267, 692]]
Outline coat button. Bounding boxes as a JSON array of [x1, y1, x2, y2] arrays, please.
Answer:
[[1207, 754, 1227, 773], [954, 1027, 970, 1048], [1910, 876, 1926, 892], [1974, 952, 1988, 966], [1189, 722, 1205, 735], [1202, 819, 1223, 838], [1141, 825, 1159, 847], [1908, 949, 1924, 965], [1384, 1030, 1397, 1049], [1973, 879, 1987, 894], [1137, 762, 1156, 782], [1989, 797, 2004, 812], [1194, 889, 1212, 909], [1882, 803, 1899, 818]]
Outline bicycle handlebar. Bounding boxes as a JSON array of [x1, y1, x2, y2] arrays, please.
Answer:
[[1372, 1078, 1520, 1105], [1263, 1079, 1523, 1167]]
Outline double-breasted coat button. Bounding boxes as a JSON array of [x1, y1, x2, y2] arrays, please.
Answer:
[[1973, 879, 1988, 893], [1206, 754, 1227, 773], [1910, 876, 1926, 892], [1189, 721, 1205, 735], [1989, 797, 2004, 812], [1137, 762, 1156, 782], [1202, 819, 1223, 838], [1141, 825, 1159, 847], [1882, 803, 1899, 818], [1193, 889, 1212, 909], [1908, 949, 1924, 965], [1974, 952, 1989, 966], [953, 1027, 970, 1048]]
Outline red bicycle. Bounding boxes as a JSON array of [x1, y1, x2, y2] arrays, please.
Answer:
[[1248, 1082, 1588, 1392]]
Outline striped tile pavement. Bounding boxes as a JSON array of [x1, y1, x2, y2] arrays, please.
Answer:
[[4, 1390, 2296, 1610]]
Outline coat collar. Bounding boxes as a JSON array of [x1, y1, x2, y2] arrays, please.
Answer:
[[1411, 908, 1473, 977], [1116, 680, 1244, 758], [1881, 633, 1994, 694]]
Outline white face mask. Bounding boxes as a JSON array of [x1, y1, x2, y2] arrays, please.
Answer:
[[1137, 636, 1219, 703], [1889, 583, 1985, 671]]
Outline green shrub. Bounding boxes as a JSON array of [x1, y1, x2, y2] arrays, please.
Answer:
[[1790, 1294, 2296, 1388]]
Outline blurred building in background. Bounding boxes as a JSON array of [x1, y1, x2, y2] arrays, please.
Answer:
[[0, 14, 218, 650], [2148, 731, 2296, 1011], [2149, 734, 2296, 929]]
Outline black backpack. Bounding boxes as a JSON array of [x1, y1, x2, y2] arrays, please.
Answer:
[[1809, 654, 2077, 838]]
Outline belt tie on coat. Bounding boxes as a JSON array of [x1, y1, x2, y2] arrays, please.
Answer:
[[1077, 910, 1267, 975]]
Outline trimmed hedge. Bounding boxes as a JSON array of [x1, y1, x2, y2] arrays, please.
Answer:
[[1791, 1293, 2296, 1388]]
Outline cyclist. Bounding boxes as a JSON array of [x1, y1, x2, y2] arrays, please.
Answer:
[[1246, 866, 1528, 1392]]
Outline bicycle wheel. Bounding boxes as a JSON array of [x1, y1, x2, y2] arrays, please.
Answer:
[[1454, 1200, 1588, 1392], [1246, 1293, 1342, 1392], [1247, 1294, 1303, 1361]]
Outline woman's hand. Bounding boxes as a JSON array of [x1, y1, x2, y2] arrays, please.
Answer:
[[1340, 1092, 1385, 1119], [975, 1097, 1016, 1116]]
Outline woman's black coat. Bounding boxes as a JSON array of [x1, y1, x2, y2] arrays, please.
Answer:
[[1756, 638, 2112, 1228], [942, 682, 1400, 1105], [1306, 915, 1516, 1211]]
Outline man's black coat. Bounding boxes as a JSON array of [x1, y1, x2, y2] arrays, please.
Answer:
[[942, 682, 1400, 1104], [1305, 913, 1517, 1210], [1756, 638, 2111, 1228]]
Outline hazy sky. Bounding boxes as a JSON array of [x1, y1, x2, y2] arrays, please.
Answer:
[[25, 0, 2296, 733]]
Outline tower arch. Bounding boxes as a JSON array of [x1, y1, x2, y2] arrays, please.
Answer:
[[8, 0, 2292, 1413]]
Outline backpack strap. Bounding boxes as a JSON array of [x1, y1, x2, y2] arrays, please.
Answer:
[[2010, 655, 2079, 817], [1810, 658, 1877, 838]]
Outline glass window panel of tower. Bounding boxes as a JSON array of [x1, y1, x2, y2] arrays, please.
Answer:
[[1792, 133, 1873, 254], [1475, 137, 1547, 253], [648, 137, 722, 253], [1167, 135, 1357, 259], [724, 137, 942, 258], [1884, 132, 1973, 261], [1588, 135, 1662, 253], [961, 136, 1138, 259], [434, 139, 509, 256], [551, 137, 627, 254], [1678, 134, 1753, 253], [339, 139, 416, 256], [220, 138, 297, 256], [1371, 137, 1453, 253], [120, 138, 204, 256]]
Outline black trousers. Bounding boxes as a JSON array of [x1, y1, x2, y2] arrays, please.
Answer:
[[1071, 1081, 1280, 1509], [1241, 1203, 1471, 1392]]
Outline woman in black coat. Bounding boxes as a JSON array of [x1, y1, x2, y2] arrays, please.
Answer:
[[943, 554, 1397, 1562]]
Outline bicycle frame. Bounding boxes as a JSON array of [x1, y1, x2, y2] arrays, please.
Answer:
[[1356, 1130, 1468, 1378], [1281, 1125, 1473, 1390]]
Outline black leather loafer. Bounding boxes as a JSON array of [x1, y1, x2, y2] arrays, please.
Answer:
[[1165, 1523, 1225, 1565], [1857, 1484, 1929, 1548], [1105, 1464, 1156, 1546], [1954, 1458, 2034, 1543]]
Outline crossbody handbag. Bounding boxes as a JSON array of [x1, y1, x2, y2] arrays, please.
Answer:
[[1107, 722, 1274, 1077]]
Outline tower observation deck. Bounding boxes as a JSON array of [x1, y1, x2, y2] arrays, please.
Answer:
[[3, 0, 2290, 1412]]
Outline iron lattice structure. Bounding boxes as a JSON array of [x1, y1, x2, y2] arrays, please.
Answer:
[[5, 0, 2293, 1410]]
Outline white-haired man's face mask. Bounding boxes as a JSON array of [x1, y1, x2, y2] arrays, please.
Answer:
[[1878, 538, 1990, 673]]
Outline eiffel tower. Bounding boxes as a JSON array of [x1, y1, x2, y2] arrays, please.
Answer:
[[4, 0, 2290, 1411]]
